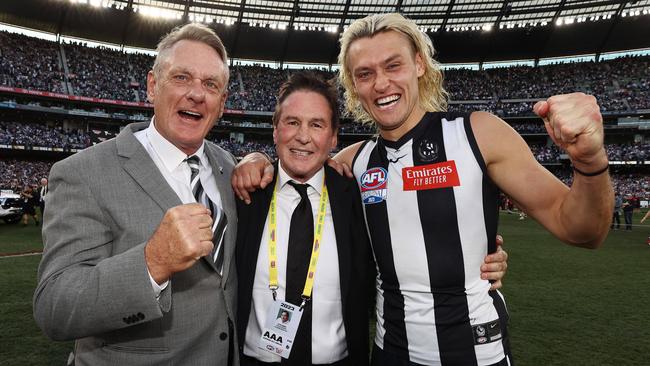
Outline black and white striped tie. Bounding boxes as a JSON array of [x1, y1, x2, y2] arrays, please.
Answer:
[[186, 155, 227, 274]]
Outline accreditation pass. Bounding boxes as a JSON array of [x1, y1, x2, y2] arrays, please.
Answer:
[[258, 300, 303, 358]]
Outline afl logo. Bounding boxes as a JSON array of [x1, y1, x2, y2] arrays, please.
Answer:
[[361, 167, 387, 190], [360, 167, 388, 204]]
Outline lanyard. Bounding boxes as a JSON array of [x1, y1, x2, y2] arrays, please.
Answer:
[[267, 175, 329, 309]]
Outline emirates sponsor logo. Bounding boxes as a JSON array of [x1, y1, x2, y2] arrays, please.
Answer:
[[402, 161, 460, 191]]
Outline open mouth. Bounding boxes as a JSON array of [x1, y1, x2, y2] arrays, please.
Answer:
[[290, 148, 312, 157], [375, 94, 401, 109], [178, 110, 203, 121]]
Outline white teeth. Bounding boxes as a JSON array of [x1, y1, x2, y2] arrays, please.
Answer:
[[376, 95, 400, 106], [290, 149, 311, 156], [181, 110, 202, 117]]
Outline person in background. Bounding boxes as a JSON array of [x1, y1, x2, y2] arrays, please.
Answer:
[[20, 184, 39, 226]]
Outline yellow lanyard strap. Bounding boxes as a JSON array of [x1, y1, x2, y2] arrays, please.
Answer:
[[267, 175, 329, 305]]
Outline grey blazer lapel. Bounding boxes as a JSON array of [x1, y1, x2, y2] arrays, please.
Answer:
[[204, 143, 236, 282], [116, 123, 182, 212]]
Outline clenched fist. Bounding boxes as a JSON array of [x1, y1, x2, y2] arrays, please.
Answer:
[[534, 93, 608, 172], [145, 203, 214, 283]]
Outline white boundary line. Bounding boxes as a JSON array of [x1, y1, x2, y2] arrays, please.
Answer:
[[0, 251, 42, 258]]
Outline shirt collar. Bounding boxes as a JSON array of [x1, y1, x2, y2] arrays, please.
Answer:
[[147, 117, 207, 172], [277, 163, 325, 196]]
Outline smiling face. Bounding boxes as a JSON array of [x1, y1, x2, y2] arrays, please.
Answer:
[[147, 39, 228, 155], [347, 30, 426, 141], [273, 90, 338, 183]]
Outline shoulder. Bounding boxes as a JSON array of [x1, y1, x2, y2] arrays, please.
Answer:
[[468, 111, 526, 165], [53, 138, 118, 172], [206, 140, 237, 165], [324, 165, 358, 194]]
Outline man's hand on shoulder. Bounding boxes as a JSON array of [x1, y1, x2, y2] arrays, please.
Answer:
[[326, 158, 353, 178], [144, 203, 214, 283], [231, 152, 274, 204]]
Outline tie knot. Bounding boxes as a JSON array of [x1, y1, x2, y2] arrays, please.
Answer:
[[185, 155, 200, 181], [186, 155, 200, 166], [288, 181, 310, 200]]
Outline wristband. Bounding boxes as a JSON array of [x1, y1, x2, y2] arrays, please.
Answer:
[[572, 164, 609, 177]]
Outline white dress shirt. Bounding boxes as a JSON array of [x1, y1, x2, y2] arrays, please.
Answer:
[[243, 164, 348, 364], [134, 119, 223, 297]]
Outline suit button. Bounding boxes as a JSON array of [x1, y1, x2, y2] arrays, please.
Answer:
[[137, 312, 145, 320], [123, 317, 129, 324], [219, 332, 228, 340]]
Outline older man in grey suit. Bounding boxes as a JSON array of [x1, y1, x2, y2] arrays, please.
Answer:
[[33, 23, 238, 365]]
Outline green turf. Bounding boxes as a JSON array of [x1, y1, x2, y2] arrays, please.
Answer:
[[0, 219, 44, 254], [0, 212, 649, 365], [500, 212, 650, 366]]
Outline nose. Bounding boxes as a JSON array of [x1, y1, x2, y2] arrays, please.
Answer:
[[185, 78, 206, 103], [374, 70, 389, 92], [295, 125, 311, 144]]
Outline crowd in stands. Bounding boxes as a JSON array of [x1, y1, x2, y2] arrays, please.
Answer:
[[606, 142, 650, 161], [529, 144, 563, 163], [510, 122, 547, 134], [0, 32, 65, 93], [212, 139, 276, 159], [64, 42, 137, 101], [2, 120, 650, 165], [0, 121, 90, 150], [2, 31, 650, 116], [0, 159, 52, 190]]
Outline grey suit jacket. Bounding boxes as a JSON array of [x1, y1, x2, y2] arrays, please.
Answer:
[[33, 122, 239, 366]]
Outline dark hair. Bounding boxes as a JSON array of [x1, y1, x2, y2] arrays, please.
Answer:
[[272, 71, 340, 131]]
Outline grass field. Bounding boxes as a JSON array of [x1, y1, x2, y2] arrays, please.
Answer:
[[1, 212, 649, 365]]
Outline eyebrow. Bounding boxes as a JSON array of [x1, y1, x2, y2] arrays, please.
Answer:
[[383, 54, 403, 65], [168, 66, 222, 82], [282, 115, 328, 124], [353, 53, 403, 74]]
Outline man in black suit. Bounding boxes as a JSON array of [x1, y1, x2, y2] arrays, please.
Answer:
[[236, 72, 371, 366]]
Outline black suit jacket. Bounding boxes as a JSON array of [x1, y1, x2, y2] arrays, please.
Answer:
[[236, 164, 371, 366]]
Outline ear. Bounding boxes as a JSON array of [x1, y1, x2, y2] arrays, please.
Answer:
[[330, 129, 338, 151], [414, 52, 425, 78], [218, 90, 228, 119], [272, 125, 278, 146], [146, 70, 157, 103]]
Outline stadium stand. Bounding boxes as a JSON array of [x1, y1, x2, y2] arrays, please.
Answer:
[[1, 31, 649, 115], [0, 31, 648, 200]]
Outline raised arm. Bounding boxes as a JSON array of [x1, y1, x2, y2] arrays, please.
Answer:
[[472, 93, 613, 248]]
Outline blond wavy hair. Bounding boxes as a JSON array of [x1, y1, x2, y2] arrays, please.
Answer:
[[338, 13, 448, 125]]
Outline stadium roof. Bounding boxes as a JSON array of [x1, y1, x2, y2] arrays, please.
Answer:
[[1, 0, 649, 65]]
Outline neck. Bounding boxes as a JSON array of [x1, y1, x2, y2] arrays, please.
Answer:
[[279, 161, 321, 184], [378, 107, 426, 142]]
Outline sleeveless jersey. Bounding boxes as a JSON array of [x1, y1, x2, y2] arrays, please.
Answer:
[[352, 112, 510, 365]]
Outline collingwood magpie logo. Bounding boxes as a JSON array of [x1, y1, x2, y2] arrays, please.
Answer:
[[475, 325, 486, 337], [417, 139, 438, 162]]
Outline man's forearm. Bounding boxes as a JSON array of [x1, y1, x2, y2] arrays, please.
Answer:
[[559, 169, 614, 248]]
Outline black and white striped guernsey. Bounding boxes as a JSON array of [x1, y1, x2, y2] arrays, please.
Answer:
[[352, 112, 511, 365]]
